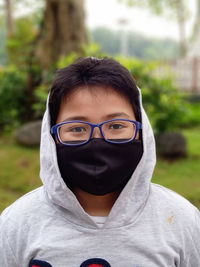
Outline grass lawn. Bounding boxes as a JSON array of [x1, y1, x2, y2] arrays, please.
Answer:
[[153, 126, 200, 209], [0, 126, 200, 213], [0, 135, 41, 212]]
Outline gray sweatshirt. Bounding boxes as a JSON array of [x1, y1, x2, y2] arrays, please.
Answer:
[[0, 93, 200, 267]]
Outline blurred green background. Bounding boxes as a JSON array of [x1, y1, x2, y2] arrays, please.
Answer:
[[0, 0, 200, 212]]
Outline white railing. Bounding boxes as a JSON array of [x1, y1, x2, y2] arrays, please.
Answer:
[[156, 57, 200, 94]]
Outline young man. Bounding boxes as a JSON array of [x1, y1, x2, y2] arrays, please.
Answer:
[[0, 57, 200, 267]]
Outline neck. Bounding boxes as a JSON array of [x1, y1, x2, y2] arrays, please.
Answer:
[[73, 188, 120, 216]]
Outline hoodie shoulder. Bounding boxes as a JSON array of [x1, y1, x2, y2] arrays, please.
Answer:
[[1, 186, 47, 222], [150, 183, 200, 265], [150, 183, 199, 219]]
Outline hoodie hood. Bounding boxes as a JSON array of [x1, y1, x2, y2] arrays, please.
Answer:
[[40, 89, 156, 229]]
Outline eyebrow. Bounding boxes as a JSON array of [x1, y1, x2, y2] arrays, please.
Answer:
[[61, 116, 89, 122], [103, 112, 131, 120], [61, 113, 131, 123]]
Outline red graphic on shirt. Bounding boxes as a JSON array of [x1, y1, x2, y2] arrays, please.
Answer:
[[30, 258, 110, 267], [29, 259, 52, 267], [80, 258, 111, 267]]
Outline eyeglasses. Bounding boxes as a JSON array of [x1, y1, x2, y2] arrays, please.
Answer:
[[51, 119, 142, 146]]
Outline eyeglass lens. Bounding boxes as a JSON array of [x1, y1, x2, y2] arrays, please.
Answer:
[[58, 120, 136, 144]]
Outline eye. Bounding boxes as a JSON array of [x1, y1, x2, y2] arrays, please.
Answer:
[[70, 127, 86, 132], [109, 123, 125, 130]]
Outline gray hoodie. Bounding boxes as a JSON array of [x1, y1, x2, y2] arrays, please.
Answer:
[[0, 92, 200, 267]]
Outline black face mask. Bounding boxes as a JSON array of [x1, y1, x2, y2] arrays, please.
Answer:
[[56, 138, 143, 196]]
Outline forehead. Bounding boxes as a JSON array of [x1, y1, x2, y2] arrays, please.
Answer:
[[63, 85, 132, 105], [56, 85, 136, 123]]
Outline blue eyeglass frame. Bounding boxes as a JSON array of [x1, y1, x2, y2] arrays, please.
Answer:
[[51, 118, 142, 146]]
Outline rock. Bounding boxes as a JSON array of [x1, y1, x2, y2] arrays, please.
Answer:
[[15, 121, 42, 146], [155, 132, 188, 159]]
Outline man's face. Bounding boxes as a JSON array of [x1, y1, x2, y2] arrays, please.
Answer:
[[56, 85, 137, 139]]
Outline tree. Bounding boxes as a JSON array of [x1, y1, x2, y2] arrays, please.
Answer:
[[35, 0, 88, 69], [4, 0, 14, 36], [191, 0, 200, 41], [119, 0, 188, 57]]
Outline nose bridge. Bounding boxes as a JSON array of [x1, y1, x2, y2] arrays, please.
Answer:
[[92, 125, 102, 138]]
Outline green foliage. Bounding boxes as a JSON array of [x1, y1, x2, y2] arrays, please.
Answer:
[[181, 102, 200, 127], [82, 42, 104, 57], [57, 43, 105, 69], [141, 79, 185, 134], [0, 24, 42, 130], [0, 65, 28, 131], [116, 56, 186, 134], [57, 52, 80, 69], [32, 65, 58, 118], [7, 17, 37, 66], [32, 84, 49, 118]]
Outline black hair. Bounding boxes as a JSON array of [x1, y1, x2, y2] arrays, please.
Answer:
[[49, 57, 141, 126]]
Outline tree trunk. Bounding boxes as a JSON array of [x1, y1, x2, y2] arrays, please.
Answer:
[[176, 0, 187, 57], [35, 0, 88, 70], [188, 0, 200, 58], [175, 0, 187, 57], [191, 0, 200, 41], [5, 0, 14, 36]]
